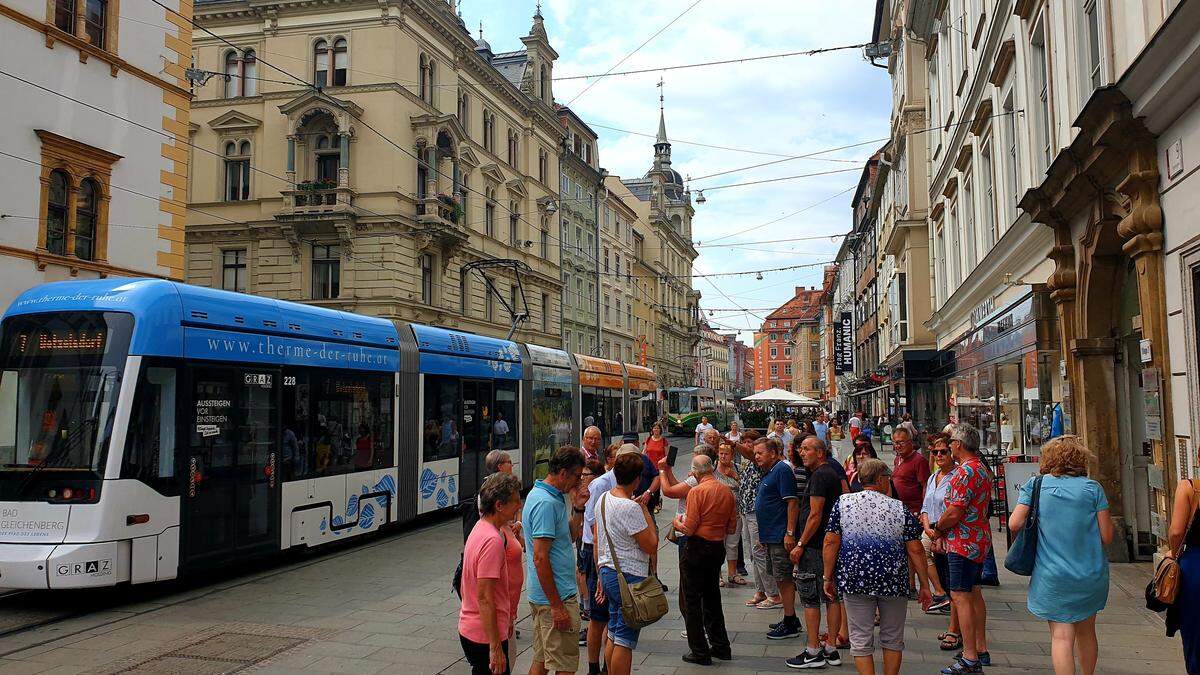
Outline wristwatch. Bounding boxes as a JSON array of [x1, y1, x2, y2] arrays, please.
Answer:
[[786, 529, 796, 537]]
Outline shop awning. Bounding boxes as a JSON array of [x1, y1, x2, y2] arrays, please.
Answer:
[[848, 383, 889, 397]]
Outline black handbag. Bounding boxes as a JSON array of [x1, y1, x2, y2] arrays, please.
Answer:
[[1004, 475, 1043, 576]]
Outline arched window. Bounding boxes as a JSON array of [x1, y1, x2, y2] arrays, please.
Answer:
[[332, 39, 347, 85], [75, 178, 99, 260], [508, 200, 519, 244], [314, 40, 329, 85], [243, 49, 257, 96], [458, 92, 468, 126], [224, 51, 239, 97], [540, 65, 548, 101], [54, 0, 74, 32], [224, 141, 250, 201], [419, 54, 428, 101], [45, 169, 70, 255]]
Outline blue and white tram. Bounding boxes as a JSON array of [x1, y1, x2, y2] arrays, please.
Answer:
[[0, 279, 618, 589]]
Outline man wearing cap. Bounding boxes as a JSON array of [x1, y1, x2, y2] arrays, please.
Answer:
[[580, 444, 645, 674]]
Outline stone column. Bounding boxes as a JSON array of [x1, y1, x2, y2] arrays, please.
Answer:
[[337, 133, 350, 188]]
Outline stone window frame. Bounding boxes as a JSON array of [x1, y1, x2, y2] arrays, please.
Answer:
[[312, 35, 349, 88], [45, 0, 120, 56], [1179, 244, 1200, 480], [222, 47, 259, 98], [36, 129, 120, 265], [221, 138, 253, 202]]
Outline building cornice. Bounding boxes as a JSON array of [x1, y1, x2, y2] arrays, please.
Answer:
[[925, 214, 1052, 337]]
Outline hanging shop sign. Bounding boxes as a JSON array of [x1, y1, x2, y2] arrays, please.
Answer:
[[834, 312, 853, 374]]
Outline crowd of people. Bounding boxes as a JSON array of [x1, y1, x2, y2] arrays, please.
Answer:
[[453, 413, 1159, 675]]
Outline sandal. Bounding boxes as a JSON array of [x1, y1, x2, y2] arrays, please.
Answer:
[[938, 632, 962, 651], [835, 635, 850, 650], [728, 575, 748, 586], [755, 597, 783, 609], [745, 594, 767, 606], [719, 578, 727, 587]]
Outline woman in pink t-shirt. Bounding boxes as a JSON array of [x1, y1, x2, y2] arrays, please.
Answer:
[[459, 473, 524, 675]]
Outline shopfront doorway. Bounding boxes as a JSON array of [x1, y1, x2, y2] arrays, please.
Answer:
[[1113, 263, 1155, 560]]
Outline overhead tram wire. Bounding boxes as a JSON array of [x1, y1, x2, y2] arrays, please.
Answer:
[[700, 185, 858, 244], [554, 43, 876, 80], [690, 108, 1026, 186], [563, 0, 706, 106], [697, 167, 860, 192]]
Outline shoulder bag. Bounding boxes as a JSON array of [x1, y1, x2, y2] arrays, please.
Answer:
[[601, 494, 668, 629], [1004, 475, 1043, 576], [1151, 479, 1197, 607]]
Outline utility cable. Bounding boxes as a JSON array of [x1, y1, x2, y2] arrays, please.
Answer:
[[564, 0, 706, 106], [555, 43, 876, 80]]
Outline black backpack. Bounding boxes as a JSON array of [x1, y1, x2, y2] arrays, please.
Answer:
[[453, 526, 507, 599]]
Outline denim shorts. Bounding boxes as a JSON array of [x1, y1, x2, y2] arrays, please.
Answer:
[[946, 552, 983, 593], [600, 566, 644, 649], [579, 543, 610, 622]]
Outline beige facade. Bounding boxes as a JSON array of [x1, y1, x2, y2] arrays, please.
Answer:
[[600, 178, 639, 364], [557, 106, 600, 354], [697, 321, 727, 393], [609, 176, 658, 373], [0, 0, 192, 309], [185, 0, 563, 346]]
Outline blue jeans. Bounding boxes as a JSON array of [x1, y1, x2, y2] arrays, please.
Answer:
[[600, 566, 645, 650]]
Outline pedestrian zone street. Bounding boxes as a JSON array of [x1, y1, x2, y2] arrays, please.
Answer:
[[0, 443, 1182, 675]]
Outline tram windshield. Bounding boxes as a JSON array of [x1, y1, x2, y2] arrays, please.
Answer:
[[0, 312, 132, 486]]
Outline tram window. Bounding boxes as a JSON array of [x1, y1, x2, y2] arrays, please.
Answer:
[[493, 380, 518, 450], [123, 366, 178, 492], [423, 375, 461, 462], [310, 371, 390, 476], [610, 391, 624, 436], [281, 370, 310, 480]]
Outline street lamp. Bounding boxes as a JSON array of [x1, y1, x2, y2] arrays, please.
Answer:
[[695, 190, 706, 204]]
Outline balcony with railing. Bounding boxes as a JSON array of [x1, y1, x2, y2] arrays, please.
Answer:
[[280, 180, 354, 218]]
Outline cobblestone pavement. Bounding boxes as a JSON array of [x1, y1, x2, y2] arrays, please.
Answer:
[[0, 442, 1184, 674]]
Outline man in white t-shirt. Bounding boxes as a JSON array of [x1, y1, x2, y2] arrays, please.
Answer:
[[694, 416, 714, 447], [848, 411, 863, 441]]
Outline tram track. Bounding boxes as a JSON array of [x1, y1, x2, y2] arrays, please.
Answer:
[[0, 513, 456, 657]]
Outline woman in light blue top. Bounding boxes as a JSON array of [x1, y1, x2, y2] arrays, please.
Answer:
[[1009, 436, 1114, 675]]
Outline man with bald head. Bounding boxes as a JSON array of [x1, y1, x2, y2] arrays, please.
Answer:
[[581, 426, 602, 462], [673, 453, 738, 664]]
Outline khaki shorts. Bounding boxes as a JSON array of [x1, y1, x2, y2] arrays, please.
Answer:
[[529, 596, 581, 672], [921, 532, 936, 567]]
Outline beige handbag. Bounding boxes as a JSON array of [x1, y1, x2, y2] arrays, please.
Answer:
[[601, 494, 668, 629], [1155, 479, 1197, 605]]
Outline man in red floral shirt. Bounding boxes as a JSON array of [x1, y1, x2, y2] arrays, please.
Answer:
[[930, 423, 992, 675]]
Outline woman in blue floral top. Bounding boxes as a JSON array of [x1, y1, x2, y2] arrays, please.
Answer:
[[823, 458, 932, 675]]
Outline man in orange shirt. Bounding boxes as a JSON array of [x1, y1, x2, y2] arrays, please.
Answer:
[[672, 454, 739, 665]]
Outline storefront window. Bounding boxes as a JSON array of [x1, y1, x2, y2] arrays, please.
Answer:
[[996, 362, 1023, 455], [1022, 352, 1065, 453]]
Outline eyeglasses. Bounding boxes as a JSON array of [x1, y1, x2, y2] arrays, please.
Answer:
[[930, 449, 950, 456], [581, 471, 595, 478]]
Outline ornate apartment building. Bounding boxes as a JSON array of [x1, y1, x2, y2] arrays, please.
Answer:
[[184, 0, 564, 346], [696, 321, 728, 393], [755, 287, 822, 395], [619, 107, 700, 388], [556, 105, 600, 355], [0, 0, 192, 309]]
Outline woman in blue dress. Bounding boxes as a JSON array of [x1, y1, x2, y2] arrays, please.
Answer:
[[1008, 436, 1114, 675]]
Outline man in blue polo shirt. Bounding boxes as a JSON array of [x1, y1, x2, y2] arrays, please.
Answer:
[[755, 436, 801, 640], [525, 446, 586, 675]]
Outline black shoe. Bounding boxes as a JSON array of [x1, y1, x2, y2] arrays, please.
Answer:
[[822, 649, 842, 666], [941, 656, 984, 674], [954, 651, 991, 667], [712, 651, 732, 661], [682, 653, 713, 666], [769, 617, 803, 631], [578, 627, 588, 646], [785, 651, 827, 669]]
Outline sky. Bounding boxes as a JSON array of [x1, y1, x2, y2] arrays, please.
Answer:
[[461, 0, 891, 343]]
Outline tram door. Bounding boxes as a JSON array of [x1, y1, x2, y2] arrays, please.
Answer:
[[184, 367, 281, 568], [459, 379, 493, 501]]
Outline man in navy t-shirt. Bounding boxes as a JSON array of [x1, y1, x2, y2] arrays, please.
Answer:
[[754, 436, 801, 639]]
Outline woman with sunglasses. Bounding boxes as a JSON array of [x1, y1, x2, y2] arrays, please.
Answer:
[[921, 433, 958, 648]]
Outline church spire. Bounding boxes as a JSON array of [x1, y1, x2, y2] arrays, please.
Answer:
[[653, 78, 672, 169]]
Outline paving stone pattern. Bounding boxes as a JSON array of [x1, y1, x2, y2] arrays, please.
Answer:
[[0, 441, 1185, 674]]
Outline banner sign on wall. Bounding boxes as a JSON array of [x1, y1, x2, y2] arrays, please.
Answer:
[[834, 312, 853, 374]]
